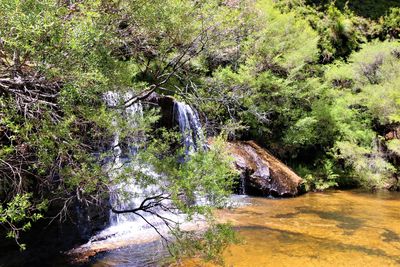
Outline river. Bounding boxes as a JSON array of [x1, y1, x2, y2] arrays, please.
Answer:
[[89, 190, 400, 267]]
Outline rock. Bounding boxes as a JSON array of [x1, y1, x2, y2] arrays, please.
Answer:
[[147, 93, 176, 129], [0, 199, 109, 267], [385, 125, 400, 140], [146, 95, 303, 196], [226, 140, 303, 197]]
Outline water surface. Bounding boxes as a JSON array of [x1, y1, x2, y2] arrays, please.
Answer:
[[92, 190, 400, 266]]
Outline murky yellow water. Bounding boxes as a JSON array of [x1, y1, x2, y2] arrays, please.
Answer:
[[88, 190, 400, 266], [183, 190, 400, 267]]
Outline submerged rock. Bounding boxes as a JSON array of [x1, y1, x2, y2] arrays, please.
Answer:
[[226, 141, 303, 197]]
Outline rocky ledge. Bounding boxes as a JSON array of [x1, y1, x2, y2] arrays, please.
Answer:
[[226, 141, 303, 197]]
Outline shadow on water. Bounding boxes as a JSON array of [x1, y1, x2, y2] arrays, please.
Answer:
[[233, 210, 265, 216], [273, 211, 301, 218], [72, 190, 400, 267], [272, 207, 364, 233], [236, 224, 400, 264], [382, 229, 400, 243], [296, 207, 364, 232]]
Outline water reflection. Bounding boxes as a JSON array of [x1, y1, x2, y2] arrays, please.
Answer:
[[89, 241, 168, 267]]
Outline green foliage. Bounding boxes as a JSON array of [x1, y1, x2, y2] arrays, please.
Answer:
[[109, 132, 237, 261], [0, 194, 47, 250], [323, 41, 400, 189], [248, 0, 319, 72], [322, 5, 363, 61], [381, 8, 400, 39], [326, 41, 400, 127], [194, 1, 400, 194], [275, 0, 375, 62], [334, 140, 396, 188], [1, 0, 400, 260], [387, 139, 400, 156], [305, 0, 400, 19], [283, 99, 338, 153], [297, 159, 339, 191], [131, 134, 236, 215], [169, 222, 238, 264], [198, 0, 321, 141]]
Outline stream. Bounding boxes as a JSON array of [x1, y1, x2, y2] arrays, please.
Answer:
[[86, 190, 400, 267]]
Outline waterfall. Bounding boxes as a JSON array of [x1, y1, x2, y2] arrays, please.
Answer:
[[103, 91, 151, 225], [87, 94, 207, 244], [173, 101, 206, 154], [68, 95, 251, 257]]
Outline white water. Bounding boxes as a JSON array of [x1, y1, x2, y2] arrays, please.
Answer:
[[103, 91, 148, 225], [173, 101, 206, 154], [81, 94, 207, 247]]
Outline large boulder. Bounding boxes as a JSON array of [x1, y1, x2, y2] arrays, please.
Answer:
[[226, 141, 303, 197]]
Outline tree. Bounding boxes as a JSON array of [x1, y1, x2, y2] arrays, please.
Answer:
[[1, 0, 400, 261], [0, 0, 239, 260], [108, 132, 237, 261], [324, 41, 400, 188]]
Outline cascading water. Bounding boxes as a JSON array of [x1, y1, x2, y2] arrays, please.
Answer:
[[83, 94, 207, 246], [173, 101, 206, 154], [103, 91, 148, 225], [172, 100, 231, 208], [69, 95, 244, 262]]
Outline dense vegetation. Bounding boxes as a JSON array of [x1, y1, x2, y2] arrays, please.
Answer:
[[0, 0, 399, 263]]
